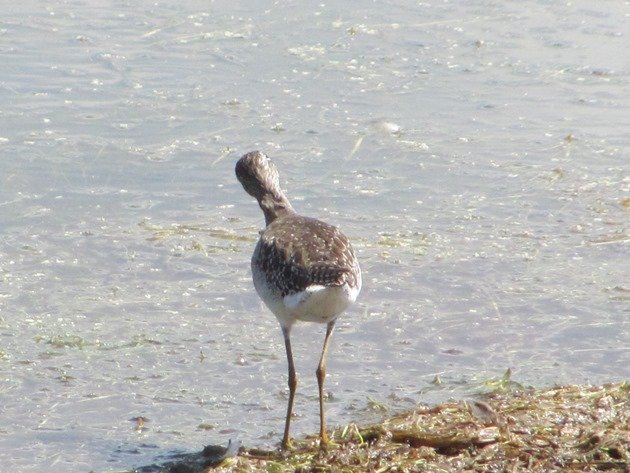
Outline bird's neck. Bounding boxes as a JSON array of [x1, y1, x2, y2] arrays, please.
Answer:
[[259, 191, 295, 226]]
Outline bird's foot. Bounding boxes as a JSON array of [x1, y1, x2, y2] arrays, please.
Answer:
[[318, 433, 339, 451], [280, 437, 293, 451]]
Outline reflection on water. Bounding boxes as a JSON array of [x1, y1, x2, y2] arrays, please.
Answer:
[[1, 0, 628, 471]]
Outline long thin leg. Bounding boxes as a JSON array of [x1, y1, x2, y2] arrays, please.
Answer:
[[316, 321, 336, 447], [281, 325, 297, 449]]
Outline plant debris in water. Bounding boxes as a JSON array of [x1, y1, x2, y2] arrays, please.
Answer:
[[128, 383, 628, 473]]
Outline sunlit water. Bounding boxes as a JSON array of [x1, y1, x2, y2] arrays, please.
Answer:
[[1, 1, 628, 471]]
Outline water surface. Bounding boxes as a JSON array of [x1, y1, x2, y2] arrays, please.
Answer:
[[0, 1, 628, 471]]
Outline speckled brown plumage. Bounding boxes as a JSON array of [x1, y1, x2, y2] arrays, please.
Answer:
[[254, 215, 360, 297]]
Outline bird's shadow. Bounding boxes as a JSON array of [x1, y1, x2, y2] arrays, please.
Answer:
[[133, 439, 242, 473]]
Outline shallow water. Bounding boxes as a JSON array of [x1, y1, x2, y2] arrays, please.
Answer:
[[1, 1, 628, 471]]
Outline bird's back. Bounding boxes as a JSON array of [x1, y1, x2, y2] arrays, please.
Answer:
[[251, 215, 361, 325]]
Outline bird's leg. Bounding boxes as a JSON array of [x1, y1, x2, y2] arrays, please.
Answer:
[[316, 321, 336, 447], [281, 325, 297, 450]]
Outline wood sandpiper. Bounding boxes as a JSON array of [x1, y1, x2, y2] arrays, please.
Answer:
[[235, 150, 361, 449]]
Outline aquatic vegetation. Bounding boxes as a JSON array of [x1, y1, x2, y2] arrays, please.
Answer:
[[131, 383, 628, 472]]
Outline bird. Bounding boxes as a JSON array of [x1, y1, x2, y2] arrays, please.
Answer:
[[235, 150, 362, 449]]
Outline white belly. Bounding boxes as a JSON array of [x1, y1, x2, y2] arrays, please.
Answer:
[[252, 263, 361, 329]]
